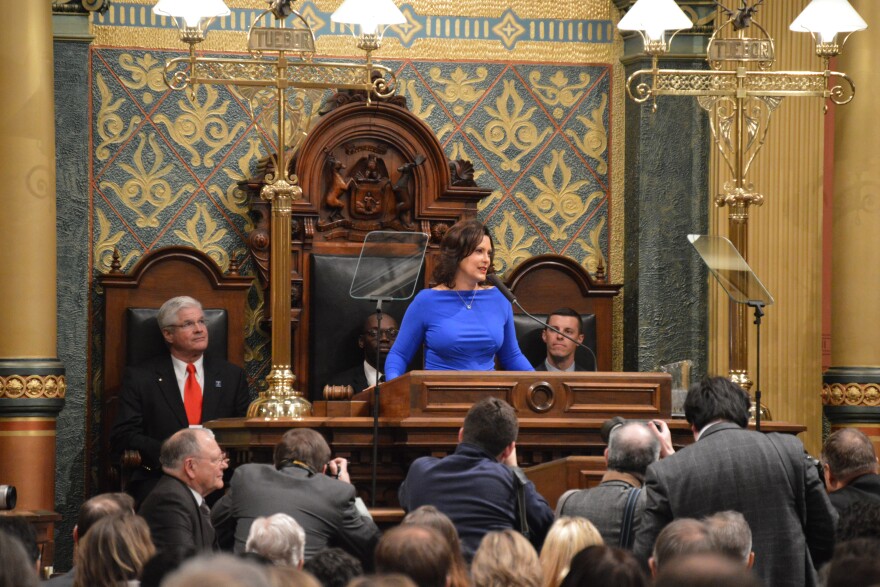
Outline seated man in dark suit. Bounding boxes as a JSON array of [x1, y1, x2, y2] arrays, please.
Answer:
[[139, 428, 226, 553], [398, 397, 555, 561], [534, 307, 589, 371], [211, 428, 380, 566], [822, 428, 880, 514], [326, 312, 399, 393], [111, 296, 250, 505]]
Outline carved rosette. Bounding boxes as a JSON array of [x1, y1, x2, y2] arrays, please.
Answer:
[[822, 382, 880, 407], [0, 375, 67, 399]]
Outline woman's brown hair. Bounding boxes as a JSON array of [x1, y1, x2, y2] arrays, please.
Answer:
[[432, 219, 495, 288]]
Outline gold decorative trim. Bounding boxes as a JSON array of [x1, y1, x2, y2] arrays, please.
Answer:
[[0, 430, 57, 437], [0, 375, 67, 399], [822, 382, 880, 407]]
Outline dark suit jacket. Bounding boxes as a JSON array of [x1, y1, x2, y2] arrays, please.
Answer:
[[138, 474, 216, 552], [633, 423, 837, 587], [110, 354, 250, 477], [325, 363, 370, 395], [398, 442, 555, 561], [534, 359, 590, 372], [211, 463, 380, 565], [830, 472, 880, 515]]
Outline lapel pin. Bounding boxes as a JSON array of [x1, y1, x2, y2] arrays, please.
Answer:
[[215, 381, 222, 387]]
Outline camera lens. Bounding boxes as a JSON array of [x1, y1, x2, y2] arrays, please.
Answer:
[[0, 485, 16, 510]]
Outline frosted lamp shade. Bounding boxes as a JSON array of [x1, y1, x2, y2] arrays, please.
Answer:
[[331, 0, 406, 35], [153, 0, 231, 27], [790, 0, 867, 43], [617, 0, 692, 41]]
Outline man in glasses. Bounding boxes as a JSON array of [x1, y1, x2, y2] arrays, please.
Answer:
[[112, 296, 250, 506], [325, 312, 399, 394]]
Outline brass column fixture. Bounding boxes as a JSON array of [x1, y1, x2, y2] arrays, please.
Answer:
[[154, 0, 404, 418], [617, 0, 865, 394]]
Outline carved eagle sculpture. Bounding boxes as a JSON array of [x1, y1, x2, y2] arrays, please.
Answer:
[[715, 0, 766, 31]]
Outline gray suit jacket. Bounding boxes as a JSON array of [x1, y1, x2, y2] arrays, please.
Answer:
[[212, 463, 380, 565], [633, 423, 837, 587], [557, 472, 646, 548]]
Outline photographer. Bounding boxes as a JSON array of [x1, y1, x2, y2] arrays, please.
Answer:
[[211, 428, 379, 567]]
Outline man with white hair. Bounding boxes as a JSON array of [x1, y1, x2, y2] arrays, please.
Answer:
[[245, 514, 306, 568], [111, 295, 251, 504], [704, 510, 755, 568]]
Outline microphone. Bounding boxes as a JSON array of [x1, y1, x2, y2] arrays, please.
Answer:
[[486, 273, 599, 372]]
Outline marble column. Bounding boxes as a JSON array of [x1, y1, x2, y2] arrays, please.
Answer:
[[0, 2, 64, 511]]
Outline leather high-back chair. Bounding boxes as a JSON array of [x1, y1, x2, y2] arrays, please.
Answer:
[[125, 308, 229, 366]]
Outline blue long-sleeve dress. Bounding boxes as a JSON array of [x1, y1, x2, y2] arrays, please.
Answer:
[[384, 287, 534, 380]]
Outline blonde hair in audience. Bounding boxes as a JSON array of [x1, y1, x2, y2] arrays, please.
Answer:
[[471, 529, 542, 587], [539, 517, 604, 587], [73, 513, 155, 587]]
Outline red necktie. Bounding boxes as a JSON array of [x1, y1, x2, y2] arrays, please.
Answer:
[[184, 363, 202, 425]]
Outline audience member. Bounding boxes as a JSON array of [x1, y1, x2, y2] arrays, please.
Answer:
[[825, 538, 880, 587], [558, 545, 648, 587], [822, 428, 880, 514], [471, 529, 543, 587], [374, 525, 451, 587], [0, 515, 39, 575], [837, 501, 880, 542], [326, 313, 399, 393], [557, 421, 660, 547], [401, 505, 469, 587], [161, 553, 272, 587], [653, 553, 762, 587], [263, 566, 322, 587], [46, 491, 136, 587], [139, 427, 226, 552], [111, 295, 250, 505], [212, 428, 379, 564], [534, 307, 591, 371], [73, 513, 155, 587], [703, 510, 754, 567], [399, 397, 554, 559], [539, 517, 603, 587], [648, 518, 712, 577], [246, 514, 306, 568], [0, 530, 38, 587], [346, 575, 417, 587], [302, 547, 363, 587], [633, 377, 836, 587], [140, 545, 196, 587]]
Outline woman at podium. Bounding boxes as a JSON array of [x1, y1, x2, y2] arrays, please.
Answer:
[[384, 219, 533, 380]]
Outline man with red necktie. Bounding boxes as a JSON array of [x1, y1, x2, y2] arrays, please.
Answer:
[[111, 296, 251, 506]]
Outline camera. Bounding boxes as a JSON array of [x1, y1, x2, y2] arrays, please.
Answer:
[[0, 485, 16, 510]]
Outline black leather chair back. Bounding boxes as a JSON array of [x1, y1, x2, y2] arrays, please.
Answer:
[[513, 313, 597, 370], [125, 308, 229, 366], [310, 254, 422, 400]]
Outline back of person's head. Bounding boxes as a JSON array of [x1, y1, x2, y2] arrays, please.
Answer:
[[246, 514, 306, 568], [0, 516, 39, 568], [654, 553, 762, 587], [651, 518, 712, 573], [684, 377, 751, 431], [826, 538, 880, 587], [823, 428, 879, 483], [76, 492, 135, 540], [402, 506, 468, 587], [74, 513, 155, 587], [471, 529, 542, 587], [160, 427, 214, 471], [162, 554, 272, 587], [374, 525, 451, 587], [837, 502, 880, 542], [274, 428, 332, 472], [140, 545, 196, 587], [703, 511, 752, 566], [607, 422, 660, 477], [461, 397, 518, 457], [540, 517, 603, 587], [0, 530, 38, 587], [303, 547, 363, 587], [558, 545, 648, 587], [347, 574, 417, 587], [264, 565, 321, 587]]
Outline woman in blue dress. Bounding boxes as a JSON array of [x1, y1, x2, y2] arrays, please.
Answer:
[[384, 219, 534, 380]]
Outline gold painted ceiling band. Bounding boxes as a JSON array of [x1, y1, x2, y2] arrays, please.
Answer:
[[0, 430, 57, 437], [0, 417, 56, 423]]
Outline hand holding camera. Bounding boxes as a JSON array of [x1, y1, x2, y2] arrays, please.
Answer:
[[326, 457, 351, 484]]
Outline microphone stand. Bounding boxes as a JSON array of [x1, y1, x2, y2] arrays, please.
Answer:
[[747, 300, 765, 432], [371, 302, 385, 508]]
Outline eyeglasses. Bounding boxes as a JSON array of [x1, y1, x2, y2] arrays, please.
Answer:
[[193, 451, 229, 466], [364, 328, 399, 339], [168, 318, 207, 331]]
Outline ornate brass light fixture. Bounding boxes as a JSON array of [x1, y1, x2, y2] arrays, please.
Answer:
[[154, 0, 404, 418], [618, 0, 865, 392]]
